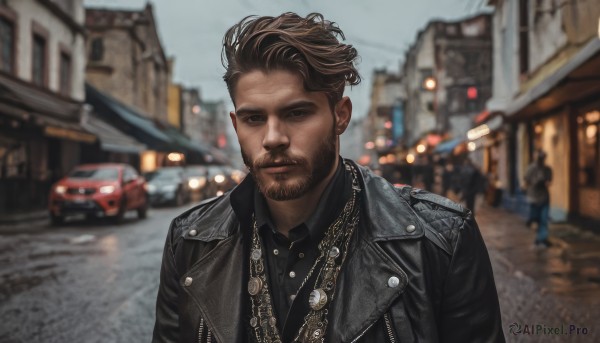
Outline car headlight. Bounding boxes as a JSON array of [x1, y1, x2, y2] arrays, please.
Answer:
[[145, 184, 156, 193], [188, 178, 200, 189], [214, 174, 226, 184], [55, 185, 67, 194], [162, 184, 178, 192], [99, 185, 116, 194]]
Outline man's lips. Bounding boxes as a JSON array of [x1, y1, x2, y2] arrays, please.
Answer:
[[259, 163, 297, 173]]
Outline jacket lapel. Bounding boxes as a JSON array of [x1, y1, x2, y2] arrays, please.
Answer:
[[327, 234, 408, 342], [325, 161, 426, 342], [181, 232, 246, 343]]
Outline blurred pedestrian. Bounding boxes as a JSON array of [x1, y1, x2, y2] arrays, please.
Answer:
[[523, 149, 553, 248], [459, 158, 485, 216], [441, 162, 455, 197], [153, 12, 504, 343]]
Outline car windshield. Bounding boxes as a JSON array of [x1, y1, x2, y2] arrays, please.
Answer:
[[69, 168, 119, 180], [146, 168, 182, 181], [185, 167, 207, 177]]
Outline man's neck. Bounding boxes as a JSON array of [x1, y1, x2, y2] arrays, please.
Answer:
[[266, 159, 340, 237]]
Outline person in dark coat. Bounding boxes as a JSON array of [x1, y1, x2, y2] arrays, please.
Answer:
[[459, 158, 485, 216], [152, 12, 504, 343]]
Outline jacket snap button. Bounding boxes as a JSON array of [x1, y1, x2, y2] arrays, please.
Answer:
[[405, 224, 416, 233], [388, 276, 400, 288], [189, 229, 198, 237], [184, 277, 193, 286]]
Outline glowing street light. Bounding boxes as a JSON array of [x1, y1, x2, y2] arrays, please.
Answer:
[[416, 144, 426, 153], [406, 153, 415, 164], [423, 77, 437, 91]]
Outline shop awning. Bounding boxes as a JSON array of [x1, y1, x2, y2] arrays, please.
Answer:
[[433, 137, 464, 154], [0, 73, 96, 143], [82, 112, 146, 154], [157, 123, 216, 164], [506, 38, 600, 118], [85, 84, 178, 152]]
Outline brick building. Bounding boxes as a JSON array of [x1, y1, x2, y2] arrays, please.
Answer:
[[85, 3, 169, 122]]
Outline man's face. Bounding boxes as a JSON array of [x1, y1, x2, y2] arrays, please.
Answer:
[[230, 69, 347, 201]]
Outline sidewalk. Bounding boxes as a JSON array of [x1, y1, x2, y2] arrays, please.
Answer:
[[477, 204, 600, 299], [0, 210, 49, 234], [477, 204, 599, 342]]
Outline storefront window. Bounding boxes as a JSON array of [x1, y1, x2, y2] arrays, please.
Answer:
[[578, 110, 600, 187]]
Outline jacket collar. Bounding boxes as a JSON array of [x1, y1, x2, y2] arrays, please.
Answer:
[[184, 159, 425, 243], [182, 159, 425, 342]]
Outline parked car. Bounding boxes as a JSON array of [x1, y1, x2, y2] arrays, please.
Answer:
[[144, 166, 191, 206], [48, 163, 148, 225], [184, 165, 210, 201], [202, 165, 247, 198]]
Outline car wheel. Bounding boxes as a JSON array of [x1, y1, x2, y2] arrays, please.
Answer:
[[175, 190, 184, 207], [113, 197, 127, 223], [50, 213, 64, 226], [137, 197, 148, 219]]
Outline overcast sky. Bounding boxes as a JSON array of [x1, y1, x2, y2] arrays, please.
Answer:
[[84, 0, 489, 118]]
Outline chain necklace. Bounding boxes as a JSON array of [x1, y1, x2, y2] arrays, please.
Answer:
[[248, 162, 362, 343]]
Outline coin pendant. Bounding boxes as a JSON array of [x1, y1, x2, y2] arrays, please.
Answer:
[[308, 288, 328, 310], [248, 277, 263, 296], [251, 248, 262, 261]]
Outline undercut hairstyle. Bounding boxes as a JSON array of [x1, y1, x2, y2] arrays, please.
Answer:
[[222, 12, 361, 109]]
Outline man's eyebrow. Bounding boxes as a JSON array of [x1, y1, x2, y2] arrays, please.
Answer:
[[235, 107, 263, 116], [235, 100, 318, 116], [277, 100, 318, 113]]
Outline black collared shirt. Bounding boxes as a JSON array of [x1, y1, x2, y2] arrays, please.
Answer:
[[253, 158, 351, 337]]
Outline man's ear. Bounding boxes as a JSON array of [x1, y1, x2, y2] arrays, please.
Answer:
[[334, 96, 352, 135], [230, 111, 238, 132]]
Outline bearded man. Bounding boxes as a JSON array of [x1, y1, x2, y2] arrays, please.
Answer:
[[153, 12, 505, 343]]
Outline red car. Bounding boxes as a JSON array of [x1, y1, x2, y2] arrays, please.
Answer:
[[49, 163, 148, 225]]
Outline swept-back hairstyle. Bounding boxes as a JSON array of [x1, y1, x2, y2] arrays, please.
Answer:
[[222, 12, 361, 109]]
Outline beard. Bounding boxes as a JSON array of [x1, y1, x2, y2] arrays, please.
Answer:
[[241, 128, 337, 201]]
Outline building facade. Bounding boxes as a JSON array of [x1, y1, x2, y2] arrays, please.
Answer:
[[0, 0, 94, 215], [402, 14, 492, 149], [483, 0, 600, 226], [85, 3, 169, 122]]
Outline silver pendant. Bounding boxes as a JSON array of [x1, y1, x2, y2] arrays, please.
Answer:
[[329, 246, 340, 259], [308, 288, 328, 310], [248, 277, 263, 296], [251, 248, 262, 261]]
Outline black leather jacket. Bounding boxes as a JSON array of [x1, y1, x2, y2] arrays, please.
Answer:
[[152, 161, 505, 342]]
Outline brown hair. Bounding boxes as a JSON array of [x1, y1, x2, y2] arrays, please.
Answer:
[[222, 12, 361, 109]]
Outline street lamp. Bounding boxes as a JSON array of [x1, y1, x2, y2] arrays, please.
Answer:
[[423, 77, 437, 91]]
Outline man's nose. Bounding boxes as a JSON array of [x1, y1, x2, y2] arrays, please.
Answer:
[[262, 118, 290, 151]]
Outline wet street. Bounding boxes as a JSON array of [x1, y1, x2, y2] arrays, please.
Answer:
[[1, 202, 599, 342], [0, 205, 188, 343]]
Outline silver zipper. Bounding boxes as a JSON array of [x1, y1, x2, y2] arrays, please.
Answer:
[[384, 313, 396, 343], [198, 317, 204, 343], [350, 321, 377, 343], [198, 318, 215, 343]]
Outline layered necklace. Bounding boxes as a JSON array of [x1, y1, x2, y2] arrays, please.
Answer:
[[248, 162, 362, 343]]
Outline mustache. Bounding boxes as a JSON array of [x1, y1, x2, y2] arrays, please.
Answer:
[[254, 154, 303, 168]]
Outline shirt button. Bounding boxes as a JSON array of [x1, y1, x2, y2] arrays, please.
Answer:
[[298, 253, 305, 258], [273, 249, 279, 256], [405, 224, 416, 233], [290, 294, 296, 301], [189, 229, 198, 236], [289, 271, 296, 278]]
